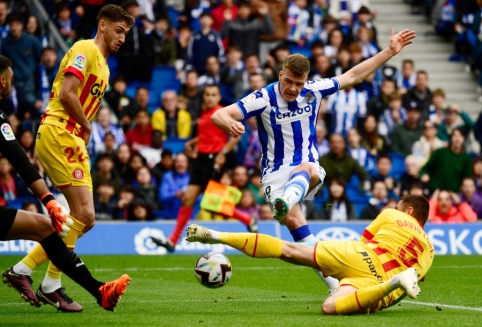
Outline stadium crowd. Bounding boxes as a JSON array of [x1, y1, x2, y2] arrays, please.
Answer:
[[0, 0, 481, 223]]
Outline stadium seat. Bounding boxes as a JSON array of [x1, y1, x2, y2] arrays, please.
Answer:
[[7, 197, 38, 210], [150, 66, 179, 90], [289, 44, 311, 58], [353, 200, 369, 219], [388, 152, 406, 178], [163, 137, 189, 154], [107, 56, 119, 83]]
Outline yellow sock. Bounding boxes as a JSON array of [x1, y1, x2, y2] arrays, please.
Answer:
[[46, 216, 86, 280], [218, 233, 283, 258], [335, 281, 395, 314], [21, 244, 49, 270]]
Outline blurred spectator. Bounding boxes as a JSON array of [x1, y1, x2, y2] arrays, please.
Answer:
[[179, 70, 202, 121], [2, 13, 42, 119], [361, 114, 390, 157], [151, 149, 174, 185], [378, 92, 406, 138], [128, 87, 153, 119], [243, 117, 262, 169], [55, 2, 76, 46], [391, 102, 423, 156], [222, 1, 273, 57], [0, 156, 30, 201], [220, 45, 243, 84], [402, 71, 431, 120], [222, 53, 266, 100], [125, 110, 154, 153], [105, 76, 134, 125], [436, 104, 475, 143], [264, 43, 290, 83], [311, 54, 334, 79], [158, 152, 190, 219], [180, 0, 212, 32], [428, 189, 477, 223], [356, 26, 379, 59], [310, 0, 329, 42], [347, 127, 374, 173], [127, 197, 155, 221], [331, 47, 351, 76], [113, 144, 131, 181], [359, 71, 380, 101], [152, 90, 192, 139], [317, 14, 337, 45], [472, 156, 482, 191], [352, 6, 378, 46], [35, 47, 58, 114], [247, 169, 265, 205], [408, 182, 425, 196], [233, 165, 249, 189], [399, 155, 425, 196], [25, 14, 48, 47], [135, 166, 159, 210], [287, 0, 310, 46], [18, 129, 43, 176], [92, 153, 122, 196], [0, 0, 8, 48], [301, 200, 319, 220], [396, 59, 416, 94], [22, 201, 38, 213], [329, 0, 372, 34], [244, 72, 267, 97], [475, 112, 482, 154], [198, 55, 221, 87], [89, 107, 126, 157], [117, 0, 155, 83], [369, 155, 398, 198], [382, 198, 397, 211], [412, 120, 446, 167], [367, 79, 396, 121], [324, 29, 344, 59], [152, 15, 176, 65], [325, 86, 366, 137], [236, 188, 259, 220], [316, 123, 330, 157], [459, 177, 482, 219], [320, 178, 357, 221], [319, 134, 368, 189], [429, 88, 447, 125], [75, 0, 105, 40], [258, 203, 272, 220], [116, 184, 135, 220], [186, 12, 224, 75], [175, 23, 191, 70], [94, 181, 118, 221], [101, 132, 116, 157], [420, 128, 472, 193], [139, 129, 164, 169], [361, 180, 388, 219], [349, 42, 364, 67], [124, 153, 148, 184], [308, 41, 324, 73], [211, 0, 238, 33]]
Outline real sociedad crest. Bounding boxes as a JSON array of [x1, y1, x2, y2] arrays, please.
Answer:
[[305, 92, 315, 104]]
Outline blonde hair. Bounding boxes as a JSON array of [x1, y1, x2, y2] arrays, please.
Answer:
[[282, 54, 310, 77]]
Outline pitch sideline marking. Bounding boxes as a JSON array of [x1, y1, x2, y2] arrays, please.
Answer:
[[402, 300, 482, 312]]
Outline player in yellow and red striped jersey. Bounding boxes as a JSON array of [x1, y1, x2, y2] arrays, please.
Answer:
[[186, 194, 435, 315], [7, 5, 134, 312]]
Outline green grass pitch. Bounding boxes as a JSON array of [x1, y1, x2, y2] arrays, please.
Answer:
[[0, 255, 481, 326]]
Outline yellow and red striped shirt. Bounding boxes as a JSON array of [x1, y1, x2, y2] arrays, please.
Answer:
[[360, 208, 434, 281], [42, 40, 109, 136]]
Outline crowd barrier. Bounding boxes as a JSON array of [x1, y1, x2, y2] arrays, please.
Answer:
[[1, 222, 482, 255]]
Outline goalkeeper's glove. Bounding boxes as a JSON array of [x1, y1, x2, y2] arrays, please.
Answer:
[[41, 193, 73, 238]]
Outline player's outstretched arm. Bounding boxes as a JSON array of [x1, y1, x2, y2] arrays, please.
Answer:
[[337, 28, 416, 90], [211, 104, 245, 138]]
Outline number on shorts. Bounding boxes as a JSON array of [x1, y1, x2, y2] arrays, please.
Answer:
[[265, 185, 271, 202], [398, 237, 424, 268], [65, 146, 86, 164]]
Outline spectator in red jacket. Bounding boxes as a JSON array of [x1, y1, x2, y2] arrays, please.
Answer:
[[125, 110, 154, 153], [428, 189, 477, 223]]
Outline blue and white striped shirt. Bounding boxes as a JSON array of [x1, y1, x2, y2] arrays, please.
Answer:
[[235, 79, 340, 177], [325, 88, 367, 137]]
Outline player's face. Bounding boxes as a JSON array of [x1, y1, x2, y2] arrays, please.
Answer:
[[0, 67, 13, 99], [103, 20, 130, 54], [278, 69, 307, 102], [203, 87, 221, 108]]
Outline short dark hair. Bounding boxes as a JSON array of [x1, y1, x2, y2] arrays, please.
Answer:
[[310, 40, 324, 51], [450, 127, 467, 142], [402, 59, 414, 67], [358, 6, 371, 15], [22, 201, 38, 211], [97, 4, 134, 27], [203, 83, 220, 94], [96, 153, 114, 164], [282, 54, 310, 77], [0, 55, 12, 75], [161, 149, 173, 158], [399, 194, 430, 225], [377, 155, 391, 164], [41, 46, 57, 56], [200, 11, 212, 19], [7, 13, 23, 25]]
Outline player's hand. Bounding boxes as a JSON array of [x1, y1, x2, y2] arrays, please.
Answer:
[[388, 28, 416, 55], [257, 2, 269, 15], [229, 122, 245, 138], [45, 200, 73, 238], [82, 124, 92, 145]]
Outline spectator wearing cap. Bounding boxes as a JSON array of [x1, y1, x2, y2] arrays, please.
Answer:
[[367, 79, 396, 121], [402, 70, 432, 121], [152, 90, 192, 140], [428, 189, 477, 224], [391, 101, 423, 156], [221, 0, 273, 58], [1, 13, 42, 119], [459, 177, 482, 219], [125, 110, 154, 153], [436, 104, 475, 143], [412, 120, 446, 167], [420, 128, 472, 193]]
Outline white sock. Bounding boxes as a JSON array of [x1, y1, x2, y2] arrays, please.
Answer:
[[389, 274, 400, 289], [41, 276, 62, 293], [284, 171, 310, 208], [12, 262, 33, 276], [208, 229, 219, 240], [296, 234, 339, 290]]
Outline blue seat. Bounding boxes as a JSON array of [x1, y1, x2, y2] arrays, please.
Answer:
[[353, 200, 369, 219], [289, 44, 311, 58], [163, 137, 189, 154], [389, 152, 406, 178], [107, 56, 119, 82], [150, 66, 178, 90]]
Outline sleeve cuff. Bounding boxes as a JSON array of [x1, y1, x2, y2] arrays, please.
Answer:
[[332, 77, 340, 90], [64, 66, 85, 82], [235, 103, 246, 119]]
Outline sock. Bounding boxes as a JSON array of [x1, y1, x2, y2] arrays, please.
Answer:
[[218, 232, 283, 258], [291, 226, 340, 290], [12, 261, 33, 276], [230, 209, 251, 226], [334, 281, 397, 314], [43, 216, 85, 289], [284, 171, 310, 208], [19, 243, 50, 272], [40, 232, 103, 302], [170, 206, 194, 244]]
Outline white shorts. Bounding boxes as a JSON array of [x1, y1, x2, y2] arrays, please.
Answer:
[[261, 162, 326, 206]]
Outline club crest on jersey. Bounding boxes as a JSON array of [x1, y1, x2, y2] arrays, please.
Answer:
[[1, 123, 15, 141], [72, 168, 84, 180], [73, 54, 86, 71], [305, 92, 315, 104], [275, 106, 312, 124]]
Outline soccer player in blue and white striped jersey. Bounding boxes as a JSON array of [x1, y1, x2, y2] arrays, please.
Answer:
[[211, 28, 416, 292]]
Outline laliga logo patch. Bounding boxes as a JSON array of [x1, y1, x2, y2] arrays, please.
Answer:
[[241, 93, 257, 104], [134, 227, 167, 255], [72, 54, 86, 71], [304, 92, 315, 104], [1, 123, 15, 141], [72, 168, 84, 180], [315, 227, 360, 242]]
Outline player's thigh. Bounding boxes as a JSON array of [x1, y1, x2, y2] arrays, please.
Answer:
[[36, 124, 92, 190], [61, 186, 94, 219], [322, 285, 358, 315], [284, 202, 308, 230], [182, 185, 202, 207], [279, 242, 318, 269], [3, 208, 53, 242]]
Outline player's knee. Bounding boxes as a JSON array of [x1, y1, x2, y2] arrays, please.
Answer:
[[78, 207, 95, 231], [321, 299, 337, 315], [33, 214, 56, 240], [181, 195, 195, 208]]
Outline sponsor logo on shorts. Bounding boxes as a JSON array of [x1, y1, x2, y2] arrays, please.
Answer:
[[72, 168, 84, 180], [72, 54, 86, 71], [1, 123, 15, 141], [358, 251, 384, 283]]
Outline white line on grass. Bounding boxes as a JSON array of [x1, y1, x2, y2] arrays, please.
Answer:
[[402, 300, 482, 312], [89, 266, 306, 272]]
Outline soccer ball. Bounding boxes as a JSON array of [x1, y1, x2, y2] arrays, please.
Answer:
[[194, 252, 232, 288]]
